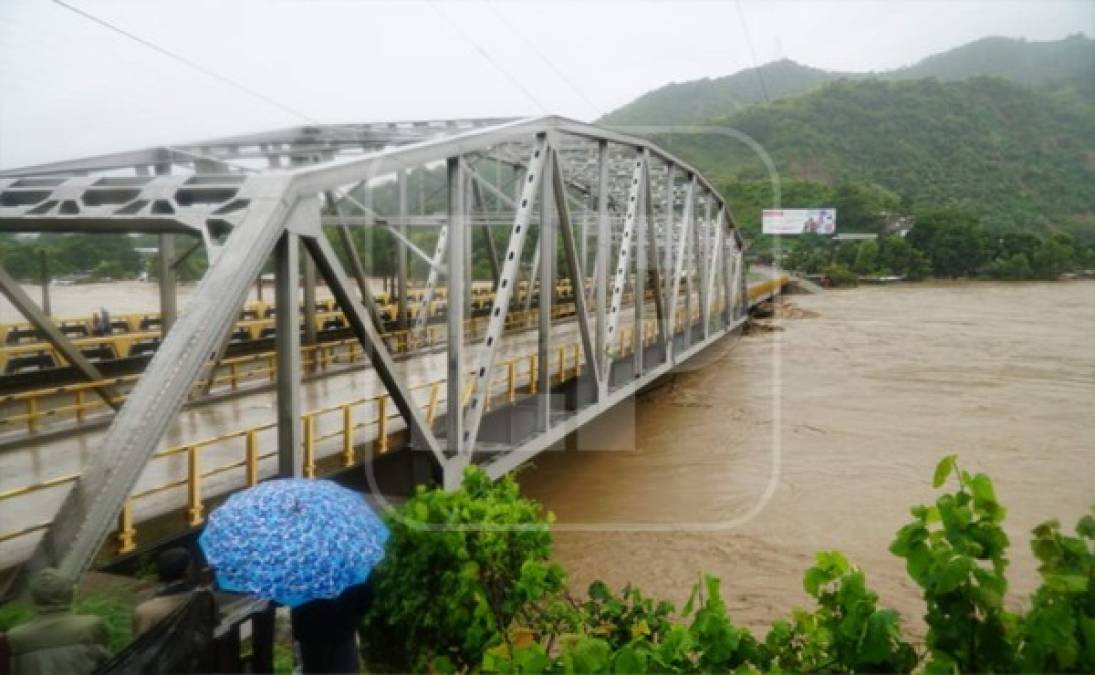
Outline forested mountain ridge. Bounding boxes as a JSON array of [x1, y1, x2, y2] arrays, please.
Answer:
[[599, 34, 1094, 125], [656, 75, 1095, 238]]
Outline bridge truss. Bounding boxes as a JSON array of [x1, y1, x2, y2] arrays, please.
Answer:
[[0, 116, 748, 580]]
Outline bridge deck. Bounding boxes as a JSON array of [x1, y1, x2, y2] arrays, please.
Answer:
[[0, 274, 788, 569]]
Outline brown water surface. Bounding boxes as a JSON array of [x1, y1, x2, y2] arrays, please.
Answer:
[[520, 280, 1095, 636]]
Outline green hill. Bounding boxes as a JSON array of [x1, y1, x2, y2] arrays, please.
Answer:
[[600, 35, 1094, 125], [600, 59, 840, 125], [653, 76, 1095, 238], [889, 34, 1095, 89]]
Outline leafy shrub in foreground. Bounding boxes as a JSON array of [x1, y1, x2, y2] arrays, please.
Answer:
[[360, 466, 566, 672], [891, 454, 1015, 672], [364, 457, 1091, 673]]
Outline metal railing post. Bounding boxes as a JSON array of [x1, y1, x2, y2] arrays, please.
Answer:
[[341, 404, 354, 466], [186, 446, 203, 526], [375, 397, 388, 453], [116, 499, 136, 554], [302, 415, 316, 478], [246, 431, 259, 486]]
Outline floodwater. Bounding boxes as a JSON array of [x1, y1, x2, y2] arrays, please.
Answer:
[[520, 280, 1095, 636], [0, 280, 337, 323]]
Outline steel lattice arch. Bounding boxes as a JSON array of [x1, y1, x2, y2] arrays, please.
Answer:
[[0, 116, 751, 581]]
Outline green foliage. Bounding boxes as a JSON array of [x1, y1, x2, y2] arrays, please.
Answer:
[[0, 601, 35, 632], [852, 240, 879, 275], [90, 259, 128, 281], [1016, 510, 1095, 672], [822, 262, 857, 287], [74, 593, 133, 655], [891, 455, 1015, 672], [144, 239, 209, 283], [273, 643, 295, 674], [656, 75, 1095, 241], [767, 550, 917, 672], [580, 580, 674, 648], [985, 253, 1034, 281], [0, 233, 146, 282], [776, 205, 1087, 282], [600, 35, 1095, 126], [1031, 234, 1077, 280], [360, 467, 566, 672]]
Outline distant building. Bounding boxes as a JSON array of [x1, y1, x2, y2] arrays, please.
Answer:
[[831, 233, 878, 242]]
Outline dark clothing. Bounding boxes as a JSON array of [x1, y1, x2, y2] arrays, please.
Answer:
[[132, 582, 195, 636], [290, 583, 373, 674]]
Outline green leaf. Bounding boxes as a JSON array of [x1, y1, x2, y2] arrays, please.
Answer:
[[681, 582, 698, 617], [933, 454, 957, 488], [612, 645, 647, 674], [432, 655, 458, 674], [514, 644, 549, 674], [568, 637, 612, 674], [1044, 573, 1088, 593], [968, 473, 998, 508], [935, 554, 974, 594], [859, 610, 897, 664], [1076, 513, 1095, 539]]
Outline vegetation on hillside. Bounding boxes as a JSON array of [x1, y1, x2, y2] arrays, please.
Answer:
[[661, 76, 1095, 239], [361, 462, 1094, 673], [603, 34, 1095, 256], [600, 34, 1095, 125]]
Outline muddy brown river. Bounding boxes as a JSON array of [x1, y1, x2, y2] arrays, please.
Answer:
[[520, 280, 1094, 636]]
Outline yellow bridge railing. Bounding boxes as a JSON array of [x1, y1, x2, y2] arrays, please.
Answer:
[[0, 286, 769, 556]]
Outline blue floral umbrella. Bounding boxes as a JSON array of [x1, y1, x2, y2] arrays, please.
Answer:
[[198, 478, 388, 607]]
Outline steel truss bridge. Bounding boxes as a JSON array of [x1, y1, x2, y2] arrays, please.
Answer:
[[0, 116, 761, 583]]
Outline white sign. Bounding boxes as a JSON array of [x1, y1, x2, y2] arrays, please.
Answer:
[[762, 208, 837, 235]]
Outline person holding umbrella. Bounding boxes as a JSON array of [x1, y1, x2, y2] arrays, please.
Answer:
[[199, 478, 389, 674]]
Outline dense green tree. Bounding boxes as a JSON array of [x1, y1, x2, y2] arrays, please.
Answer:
[[1031, 233, 1076, 279], [907, 208, 991, 277], [852, 239, 880, 274], [985, 253, 1035, 280]]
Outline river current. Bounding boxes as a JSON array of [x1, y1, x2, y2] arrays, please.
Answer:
[[520, 280, 1095, 635]]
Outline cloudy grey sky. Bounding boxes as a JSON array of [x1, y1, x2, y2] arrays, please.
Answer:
[[0, 0, 1090, 169]]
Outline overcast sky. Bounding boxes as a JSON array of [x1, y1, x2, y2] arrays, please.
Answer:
[[0, 0, 1090, 169]]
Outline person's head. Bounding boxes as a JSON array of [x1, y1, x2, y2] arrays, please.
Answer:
[[29, 567, 75, 612], [156, 547, 193, 584]]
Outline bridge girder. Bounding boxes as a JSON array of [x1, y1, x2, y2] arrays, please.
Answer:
[[0, 116, 749, 581]]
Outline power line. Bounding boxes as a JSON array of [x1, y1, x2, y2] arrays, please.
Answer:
[[733, 0, 771, 103], [426, 0, 549, 115], [51, 0, 319, 124], [482, 0, 603, 120]]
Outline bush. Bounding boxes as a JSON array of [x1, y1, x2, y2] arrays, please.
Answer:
[[360, 467, 566, 672], [822, 262, 858, 287], [474, 456, 1091, 674], [985, 253, 1035, 280], [890, 455, 1014, 672]]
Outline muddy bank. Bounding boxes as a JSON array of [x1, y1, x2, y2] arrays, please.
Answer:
[[520, 280, 1095, 636]]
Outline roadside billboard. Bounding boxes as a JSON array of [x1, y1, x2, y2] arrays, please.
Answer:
[[762, 208, 837, 235]]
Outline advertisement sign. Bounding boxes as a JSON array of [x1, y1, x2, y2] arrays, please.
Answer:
[[762, 208, 837, 235]]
